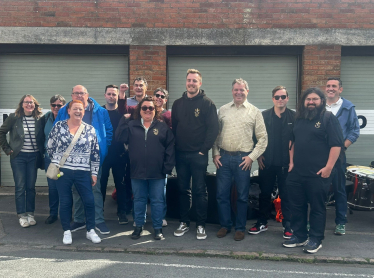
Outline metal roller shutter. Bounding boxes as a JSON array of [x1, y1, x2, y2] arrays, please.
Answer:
[[0, 54, 128, 186], [168, 56, 298, 173], [341, 56, 374, 166]]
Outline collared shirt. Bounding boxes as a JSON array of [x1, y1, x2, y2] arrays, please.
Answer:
[[212, 100, 268, 162], [326, 97, 343, 116], [127, 95, 148, 107]]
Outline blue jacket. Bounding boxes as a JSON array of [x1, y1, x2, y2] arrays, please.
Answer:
[[335, 97, 360, 144], [54, 97, 113, 165]]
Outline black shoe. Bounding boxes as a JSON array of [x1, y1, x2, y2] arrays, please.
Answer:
[[283, 235, 308, 248], [131, 226, 143, 240], [45, 215, 58, 224], [303, 238, 322, 253], [154, 228, 164, 240], [118, 213, 129, 225]]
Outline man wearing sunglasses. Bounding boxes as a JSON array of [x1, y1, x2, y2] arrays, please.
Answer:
[[249, 86, 295, 239], [325, 78, 360, 236]]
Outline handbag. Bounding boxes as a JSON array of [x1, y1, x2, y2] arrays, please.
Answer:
[[46, 124, 85, 180]]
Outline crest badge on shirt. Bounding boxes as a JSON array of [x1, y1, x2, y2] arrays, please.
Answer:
[[195, 108, 200, 117], [315, 121, 321, 128], [153, 128, 159, 135]]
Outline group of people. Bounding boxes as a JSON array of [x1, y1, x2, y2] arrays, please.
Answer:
[[0, 69, 360, 254]]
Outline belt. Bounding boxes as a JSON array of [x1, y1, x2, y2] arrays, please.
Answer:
[[220, 149, 251, 156]]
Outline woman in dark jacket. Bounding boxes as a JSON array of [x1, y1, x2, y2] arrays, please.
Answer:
[[116, 96, 175, 240], [0, 95, 44, 228]]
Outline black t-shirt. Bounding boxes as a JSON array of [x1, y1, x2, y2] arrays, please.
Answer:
[[292, 112, 343, 177], [272, 112, 283, 167], [103, 106, 124, 156]]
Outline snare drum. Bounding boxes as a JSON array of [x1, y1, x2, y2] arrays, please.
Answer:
[[346, 166, 374, 211]]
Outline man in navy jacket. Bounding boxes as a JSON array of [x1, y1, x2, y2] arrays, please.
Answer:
[[325, 78, 360, 236]]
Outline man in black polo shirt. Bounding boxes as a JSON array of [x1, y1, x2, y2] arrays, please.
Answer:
[[283, 87, 343, 254], [250, 86, 295, 239]]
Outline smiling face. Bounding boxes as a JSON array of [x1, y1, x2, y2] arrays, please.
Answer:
[[232, 82, 249, 105], [272, 89, 289, 109], [68, 102, 85, 122], [186, 73, 202, 96], [154, 90, 167, 109], [133, 80, 147, 99], [304, 92, 322, 110], [325, 80, 343, 102], [22, 96, 35, 116], [50, 99, 64, 118], [72, 85, 89, 107], [140, 100, 155, 122]]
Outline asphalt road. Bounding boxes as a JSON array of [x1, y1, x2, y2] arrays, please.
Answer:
[[0, 245, 373, 278]]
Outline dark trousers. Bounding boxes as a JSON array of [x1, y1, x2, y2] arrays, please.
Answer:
[[331, 154, 347, 225], [44, 156, 59, 216], [287, 171, 332, 242], [259, 166, 291, 226], [176, 151, 208, 227], [100, 151, 129, 215]]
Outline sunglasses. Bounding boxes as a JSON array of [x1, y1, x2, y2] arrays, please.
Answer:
[[51, 104, 63, 108], [274, 95, 287, 100], [155, 93, 166, 99], [141, 106, 155, 111]]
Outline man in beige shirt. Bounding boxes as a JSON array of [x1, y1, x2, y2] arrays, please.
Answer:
[[213, 78, 268, 241]]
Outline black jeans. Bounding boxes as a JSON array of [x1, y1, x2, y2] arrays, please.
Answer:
[[287, 170, 332, 242], [176, 151, 208, 227], [100, 151, 129, 215], [259, 166, 291, 226]]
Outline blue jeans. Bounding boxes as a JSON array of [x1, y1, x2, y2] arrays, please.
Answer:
[[44, 155, 59, 216], [10, 151, 38, 217], [332, 154, 347, 225], [56, 168, 95, 231], [131, 179, 165, 229], [72, 167, 105, 224], [216, 152, 251, 231]]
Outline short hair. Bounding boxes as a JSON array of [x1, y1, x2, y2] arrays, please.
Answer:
[[71, 85, 88, 93], [15, 95, 42, 118], [153, 87, 169, 99], [327, 77, 342, 87], [232, 78, 249, 91], [68, 100, 84, 109], [50, 94, 66, 105], [186, 69, 202, 81], [105, 84, 119, 93], [133, 96, 162, 121], [272, 86, 288, 97], [133, 76, 148, 87], [296, 87, 326, 119]]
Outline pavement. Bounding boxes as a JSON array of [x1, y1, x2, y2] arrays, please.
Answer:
[[0, 186, 374, 265]]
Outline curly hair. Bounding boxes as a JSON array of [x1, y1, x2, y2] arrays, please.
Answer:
[[15, 95, 42, 119], [133, 96, 162, 121]]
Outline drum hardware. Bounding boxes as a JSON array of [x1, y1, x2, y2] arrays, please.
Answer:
[[346, 166, 374, 211]]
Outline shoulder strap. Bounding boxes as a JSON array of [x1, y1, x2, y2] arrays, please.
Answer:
[[58, 124, 85, 167]]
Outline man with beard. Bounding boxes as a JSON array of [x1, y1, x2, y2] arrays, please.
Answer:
[[283, 87, 343, 254], [172, 69, 219, 240], [325, 78, 360, 236]]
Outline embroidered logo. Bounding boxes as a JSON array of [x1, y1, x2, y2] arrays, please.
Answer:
[[315, 121, 321, 128], [153, 128, 159, 135], [195, 108, 200, 117]]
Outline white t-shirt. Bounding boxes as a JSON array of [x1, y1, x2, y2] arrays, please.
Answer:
[[326, 97, 343, 116]]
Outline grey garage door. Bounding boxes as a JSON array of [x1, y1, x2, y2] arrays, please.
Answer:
[[0, 54, 128, 186], [341, 56, 374, 166], [168, 56, 299, 173]]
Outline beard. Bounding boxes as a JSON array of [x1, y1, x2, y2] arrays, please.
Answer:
[[301, 104, 324, 120]]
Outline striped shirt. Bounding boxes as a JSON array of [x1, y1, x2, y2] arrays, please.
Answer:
[[21, 116, 39, 153]]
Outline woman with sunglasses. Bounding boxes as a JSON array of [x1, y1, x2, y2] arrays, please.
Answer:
[[153, 88, 171, 129], [41, 94, 66, 224], [0, 95, 45, 228], [116, 96, 175, 240]]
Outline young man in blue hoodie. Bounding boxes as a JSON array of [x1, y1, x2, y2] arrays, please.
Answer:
[[325, 78, 360, 236], [55, 85, 113, 235]]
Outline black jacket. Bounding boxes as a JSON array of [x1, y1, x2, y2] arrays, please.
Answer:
[[261, 107, 295, 168], [171, 90, 219, 154], [115, 118, 175, 179]]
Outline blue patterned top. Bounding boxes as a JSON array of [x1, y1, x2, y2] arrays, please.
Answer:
[[47, 120, 100, 176]]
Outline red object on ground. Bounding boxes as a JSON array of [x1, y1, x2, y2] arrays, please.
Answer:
[[273, 196, 283, 223]]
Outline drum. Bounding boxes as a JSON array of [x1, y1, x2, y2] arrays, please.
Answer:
[[346, 166, 374, 211]]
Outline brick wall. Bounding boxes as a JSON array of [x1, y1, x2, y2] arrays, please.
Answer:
[[129, 45, 167, 95], [0, 0, 374, 28], [301, 45, 341, 92]]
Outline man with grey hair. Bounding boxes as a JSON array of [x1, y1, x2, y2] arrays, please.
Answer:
[[212, 78, 268, 241], [127, 77, 148, 106]]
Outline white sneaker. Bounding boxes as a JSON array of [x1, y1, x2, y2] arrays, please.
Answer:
[[196, 225, 207, 240], [19, 217, 30, 228], [27, 215, 36, 226], [63, 230, 72, 245], [162, 219, 168, 227], [86, 229, 101, 244]]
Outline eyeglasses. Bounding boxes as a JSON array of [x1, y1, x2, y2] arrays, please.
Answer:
[[51, 104, 63, 108], [141, 106, 155, 112], [23, 101, 34, 105], [305, 98, 320, 102], [72, 92, 86, 96], [274, 95, 287, 100], [155, 93, 166, 99]]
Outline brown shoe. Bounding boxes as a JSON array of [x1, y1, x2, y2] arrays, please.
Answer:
[[216, 227, 230, 238], [234, 231, 245, 241]]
